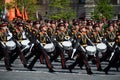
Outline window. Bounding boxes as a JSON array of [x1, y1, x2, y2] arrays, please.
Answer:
[[117, 0, 120, 4], [110, 0, 117, 5], [79, 0, 85, 4]]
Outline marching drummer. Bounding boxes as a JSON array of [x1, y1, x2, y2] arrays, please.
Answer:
[[100, 23, 117, 62], [49, 22, 67, 69], [9, 22, 28, 68], [88, 25, 103, 71], [26, 24, 55, 72], [0, 23, 12, 71], [68, 26, 93, 74], [103, 32, 120, 74]]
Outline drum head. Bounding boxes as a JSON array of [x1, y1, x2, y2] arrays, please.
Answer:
[[6, 41, 16, 50], [44, 43, 53, 49], [62, 41, 72, 47], [6, 41, 15, 46], [86, 46, 96, 52], [44, 43, 55, 52], [97, 43, 107, 50], [21, 40, 30, 46]]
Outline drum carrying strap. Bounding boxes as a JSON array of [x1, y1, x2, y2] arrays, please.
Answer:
[[81, 44, 86, 53], [0, 41, 6, 48], [21, 45, 30, 52], [108, 42, 115, 47]]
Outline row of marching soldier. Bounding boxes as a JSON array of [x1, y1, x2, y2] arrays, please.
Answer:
[[0, 17, 120, 74]]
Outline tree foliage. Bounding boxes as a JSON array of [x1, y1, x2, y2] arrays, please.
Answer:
[[91, 0, 113, 20], [0, 0, 4, 16], [48, 0, 76, 20], [16, 0, 40, 20], [5, 0, 39, 20]]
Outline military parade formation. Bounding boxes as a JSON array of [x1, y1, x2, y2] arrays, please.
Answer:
[[0, 17, 120, 75]]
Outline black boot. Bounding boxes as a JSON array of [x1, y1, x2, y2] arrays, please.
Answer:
[[49, 68, 55, 72], [68, 65, 73, 73], [87, 68, 93, 75], [6, 68, 12, 71], [97, 66, 103, 71], [24, 64, 28, 68], [103, 68, 108, 74], [27, 66, 36, 71]]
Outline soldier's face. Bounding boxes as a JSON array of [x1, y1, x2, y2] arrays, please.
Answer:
[[36, 24, 40, 29], [18, 26, 23, 31], [2, 26, 7, 32], [109, 26, 113, 31], [99, 23, 103, 27], [47, 23, 51, 27], [51, 24, 56, 28], [42, 27, 47, 31], [30, 22, 33, 26], [60, 26, 64, 31], [88, 26, 93, 30], [65, 23, 69, 27], [75, 25, 79, 30], [81, 28, 86, 32]]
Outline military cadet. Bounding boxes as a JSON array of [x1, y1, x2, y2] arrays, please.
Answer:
[[103, 32, 120, 74], [89, 25, 103, 71], [68, 26, 93, 74], [49, 22, 67, 69], [100, 23, 116, 62], [27, 23, 54, 72], [24, 21, 40, 62], [9, 22, 28, 68], [0, 23, 12, 71]]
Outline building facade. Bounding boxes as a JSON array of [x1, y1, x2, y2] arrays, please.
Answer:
[[38, 0, 120, 19]]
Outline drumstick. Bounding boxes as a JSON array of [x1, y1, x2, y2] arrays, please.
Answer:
[[21, 45, 30, 52], [29, 44, 34, 52], [109, 52, 115, 61], [71, 49, 76, 59]]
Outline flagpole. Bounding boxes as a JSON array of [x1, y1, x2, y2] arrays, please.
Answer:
[[2, 0, 6, 20]]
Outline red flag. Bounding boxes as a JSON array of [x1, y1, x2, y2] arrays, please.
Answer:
[[7, 8, 15, 21], [15, 6, 22, 18], [22, 6, 28, 20], [24, 8, 28, 20]]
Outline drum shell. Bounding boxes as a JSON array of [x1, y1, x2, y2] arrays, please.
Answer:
[[44, 43, 55, 52], [96, 43, 107, 52], [6, 41, 16, 50], [62, 41, 72, 50], [85, 46, 96, 55], [21, 39, 30, 47]]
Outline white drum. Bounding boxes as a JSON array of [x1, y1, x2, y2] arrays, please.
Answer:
[[61, 41, 72, 50], [44, 43, 55, 52], [96, 43, 107, 52], [86, 46, 96, 55], [6, 41, 16, 50], [21, 39, 30, 47]]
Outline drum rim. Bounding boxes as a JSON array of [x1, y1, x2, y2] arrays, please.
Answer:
[[6, 41, 16, 50], [96, 43, 107, 49], [6, 41, 16, 46], [62, 41, 72, 46], [86, 46, 96, 52], [21, 40, 30, 45]]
